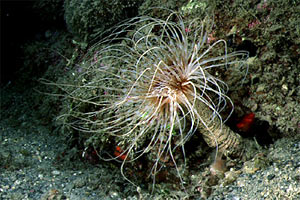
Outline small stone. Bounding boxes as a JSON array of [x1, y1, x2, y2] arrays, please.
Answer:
[[256, 84, 265, 92], [281, 84, 288, 91], [251, 103, 258, 112], [52, 170, 60, 175], [267, 174, 275, 180], [73, 178, 86, 188], [223, 170, 239, 186]]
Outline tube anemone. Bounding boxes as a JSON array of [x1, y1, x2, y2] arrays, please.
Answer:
[[46, 11, 249, 188]]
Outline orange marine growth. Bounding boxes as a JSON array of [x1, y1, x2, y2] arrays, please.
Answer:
[[114, 146, 127, 161], [236, 112, 255, 132]]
